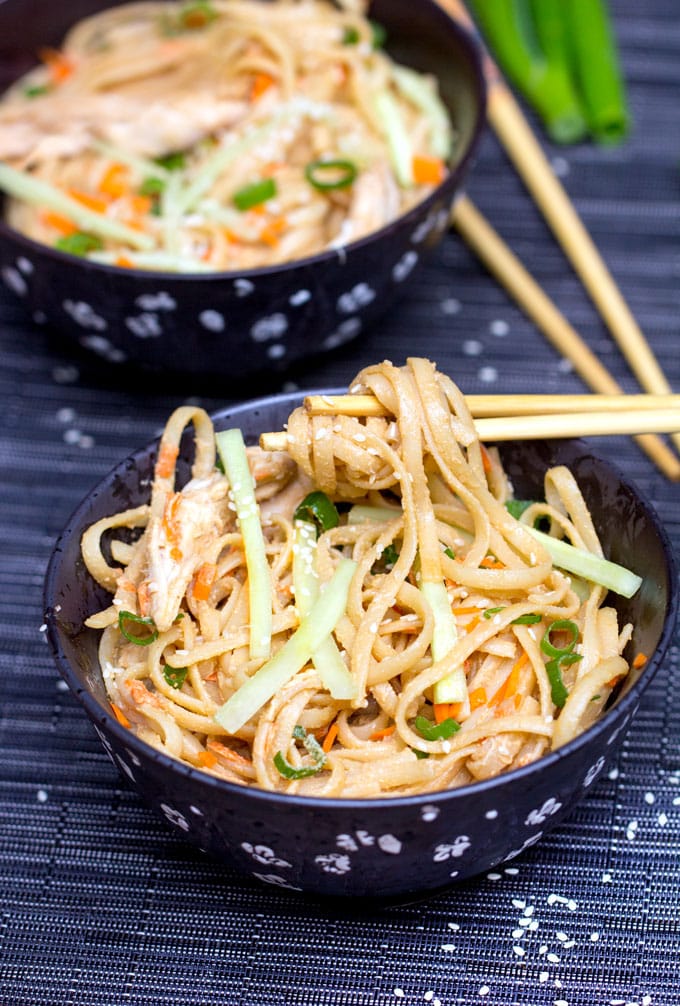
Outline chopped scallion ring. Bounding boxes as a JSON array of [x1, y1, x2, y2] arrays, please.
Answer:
[[274, 724, 327, 779], [163, 665, 188, 689], [233, 177, 277, 211], [55, 232, 103, 256], [293, 491, 339, 535], [414, 715, 460, 741], [118, 610, 159, 646], [304, 159, 358, 191]]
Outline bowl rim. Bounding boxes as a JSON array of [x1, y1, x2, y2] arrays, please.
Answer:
[[0, 0, 487, 282], [43, 386, 680, 813]]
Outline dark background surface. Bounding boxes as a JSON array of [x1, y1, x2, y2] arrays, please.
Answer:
[[1, 1, 679, 1003]]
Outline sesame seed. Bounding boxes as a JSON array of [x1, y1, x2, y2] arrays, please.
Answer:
[[512, 898, 526, 909], [524, 905, 535, 917], [554, 1000, 569, 1006], [563, 940, 576, 949], [539, 973, 549, 984], [547, 953, 560, 964], [602, 872, 612, 883], [590, 932, 600, 941], [512, 929, 525, 939], [478, 987, 490, 997], [513, 946, 526, 957], [658, 812, 668, 826], [424, 993, 434, 1002], [556, 932, 568, 942], [37, 789, 48, 803], [644, 791, 655, 804], [505, 867, 519, 876], [539, 945, 548, 955], [394, 990, 404, 998], [441, 944, 455, 952], [447, 922, 460, 931], [567, 899, 578, 911], [487, 872, 501, 881]]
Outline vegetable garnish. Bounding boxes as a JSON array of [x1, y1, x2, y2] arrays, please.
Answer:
[[24, 84, 51, 99], [118, 610, 159, 646], [274, 725, 328, 779], [511, 613, 542, 625], [540, 619, 582, 708], [163, 664, 189, 689], [214, 558, 357, 734], [232, 178, 277, 212], [414, 714, 460, 741], [216, 428, 272, 661], [54, 232, 103, 256], [304, 159, 357, 191], [155, 151, 186, 171], [293, 491, 339, 536], [179, 0, 218, 30], [505, 499, 534, 520], [526, 527, 642, 598], [293, 519, 356, 700]]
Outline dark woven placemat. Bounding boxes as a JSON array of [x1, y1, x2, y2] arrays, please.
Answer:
[[2, 2, 679, 1003]]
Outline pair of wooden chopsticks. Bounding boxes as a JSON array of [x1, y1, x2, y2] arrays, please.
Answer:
[[259, 392, 680, 453], [433, 0, 680, 480]]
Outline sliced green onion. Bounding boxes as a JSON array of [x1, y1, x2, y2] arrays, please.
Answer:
[[55, 232, 103, 257], [527, 527, 642, 598], [511, 612, 542, 625], [293, 520, 356, 700], [342, 26, 360, 44], [155, 151, 187, 171], [370, 19, 387, 49], [216, 429, 272, 661], [24, 84, 50, 98], [293, 491, 339, 535], [443, 547, 456, 560], [545, 656, 570, 708], [381, 544, 400, 568], [233, 177, 277, 212], [562, 0, 629, 144], [139, 176, 166, 197], [414, 715, 460, 741], [484, 606, 505, 619], [214, 558, 357, 734], [163, 665, 189, 689], [505, 499, 535, 520], [541, 618, 580, 658], [118, 610, 158, 646], [305, 159, 357, 191], [274, 724, 328, 779], [0, 162, 154, 250], [467, 0, 587, 144]]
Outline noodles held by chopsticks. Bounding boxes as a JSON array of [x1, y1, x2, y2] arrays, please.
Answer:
[[81, 359, 637, 796], [0, 0, 454, 271]]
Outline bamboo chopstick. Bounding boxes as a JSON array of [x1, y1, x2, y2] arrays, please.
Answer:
[[450, 197, 680, 481], [260, 405, 680, 454], [305, 392, 680, 419], [433, 0, 680, 455]]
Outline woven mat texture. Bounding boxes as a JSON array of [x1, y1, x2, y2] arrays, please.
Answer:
[[1, 1, 679, 1003]]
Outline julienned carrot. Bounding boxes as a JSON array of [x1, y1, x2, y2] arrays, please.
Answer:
[[192, 562, 216, 601], [468, 686, 487, 711], [156, 441, 179, 479], [412, 154, 446, 186], [434, 701, 462, 723], [197, 750, 218, 768], [480, 443, 493, 474], [207, 740, 253, 767], [99, 163, 129, 199], [632, 652, 647, 669], [452, 606, 483, 617], [322, 720, 339, 753], [39, 47, 75, 84], [110, 703, 131, 728], [251, 72, 274, 100], [68, 189, 108, 213], [370, 724, 396, 740], [480, 556, 505, 570], [491, 650, 529, 706], [41, 211, 77, 235]]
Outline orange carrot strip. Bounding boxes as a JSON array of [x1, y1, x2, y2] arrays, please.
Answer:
[[68, 188, 108, 213], [468, 686, 487, 711], [491, 651, 528, 706], [197, 750, 218, 768], [110, 703, 131, 728], [480, 443, 493, 474], [39, 47, 75, 84], [156, 441, 179, 479], [466, 615, 480, 632], [41, 211, 77, 236], [412, 154, 446, 186], [480, 556, 505, 569], [259, 216, 287, 247], [207, 740, 253, 768], [192, 562, 216, 602], [115, 256, 134, 268], [370, 724, 396, 741], [98, 163, 129, 199], [433, 703, 452, 724], [129, 194, 153, 215], [251, 72, 274, 100], [452, 606, 483, 616], [632, 652, 647, 669], [322, 720, 339, 753]]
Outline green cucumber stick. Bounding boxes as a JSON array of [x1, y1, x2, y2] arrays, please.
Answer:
[[562, 0, 630, 144], [467, 0, 587, 144]]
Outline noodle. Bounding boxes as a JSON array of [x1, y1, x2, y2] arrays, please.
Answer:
[[0, 0, 455, 271], [81, 359, 636, 796]]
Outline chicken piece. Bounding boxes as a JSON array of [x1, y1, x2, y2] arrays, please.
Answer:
[[144, 471, 229, 631], [466, 732, 525, 782], [341, 161, 401, 243], [247, 447, 298, 502]]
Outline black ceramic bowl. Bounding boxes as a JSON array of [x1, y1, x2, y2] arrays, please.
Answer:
[[44, 391, 678, 901], [0, 0, 485, 381]]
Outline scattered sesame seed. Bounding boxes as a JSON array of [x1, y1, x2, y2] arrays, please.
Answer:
[[553, 1000, 568, 1006], [478, 986, 490, 997], [658, 812, 668, 826], [513, 946, 526, 957], [518, 918, 531, 929], [547, 953, 560, 964], [644, 791, 655, 804], [590, 932, 600, 942], [424, 993, 434, 1002], [487, 872, 501, 881], [529, 921, 539, 932], [512, 899, 526, 909], [556, 932, 568, 942], [555, 979, 563, 989], [539, 945, 548, 955], [512, 929, 525, 939], [563, 940, 576, 949], [567, 900, 578, 912], [642, 996, 652, 1005], [672, 796, 680, 806], [447, 922, 460, 931], [39, 623, 47, 633], [524, 905, 535, 917], [37, 789, 48, 803], [441, 944, 456, 952], [602, 872, 612, 883], [394, 989, 404, 998], [539, 973, 549, 984]]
